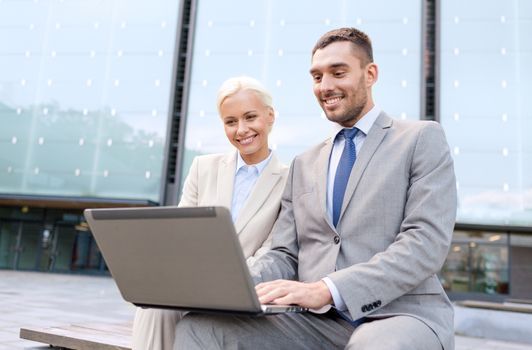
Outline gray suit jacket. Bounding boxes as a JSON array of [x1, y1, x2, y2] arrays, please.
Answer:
[[250, 112, 457, 349], [179, 152, 288, 264]]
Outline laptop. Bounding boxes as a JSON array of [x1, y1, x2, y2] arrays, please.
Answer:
[[84, 206, 307, 315]]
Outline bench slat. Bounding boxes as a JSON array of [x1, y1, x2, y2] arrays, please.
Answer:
[[20, 323, 132, 350], [456, 300, 532, 314]]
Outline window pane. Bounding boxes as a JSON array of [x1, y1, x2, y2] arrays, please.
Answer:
[[440, 0, 532, 226], [182, 0, 422, 183], [0, 0, 181, 201], [440, 230, 509, 295]]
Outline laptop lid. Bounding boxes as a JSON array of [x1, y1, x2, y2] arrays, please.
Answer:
[[84, 206, 265, 315]]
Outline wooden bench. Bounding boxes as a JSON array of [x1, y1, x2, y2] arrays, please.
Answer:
[[20, 322, 132, 350], [21, 300, 532, 349]]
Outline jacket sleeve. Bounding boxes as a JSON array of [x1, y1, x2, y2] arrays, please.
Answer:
[[245, 231, 273, 267], [178, 157, 199, 207], [248, 160, 300, 284]]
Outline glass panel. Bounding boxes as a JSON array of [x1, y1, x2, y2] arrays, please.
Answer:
[[440, 230, 509, 295], [88, 238, 106, 271], [471, 244, 509, 294], [440, 0, 532, 226], [36, 227, 53, 271], [72, 230, 93, 270], [71, 230, 106, 272], [0, 0, 181, 202], [16, 222, 43, 270], [0, 222, 19, 269], [182, 0, 422, 184], [441, 242, 470, 292], [48, 225, 77, 272]]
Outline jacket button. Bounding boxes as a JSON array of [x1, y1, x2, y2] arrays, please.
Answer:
[[333, 236, 340, 244]]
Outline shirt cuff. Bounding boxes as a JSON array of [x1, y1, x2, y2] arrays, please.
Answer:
[[322, 277, 347, 311]]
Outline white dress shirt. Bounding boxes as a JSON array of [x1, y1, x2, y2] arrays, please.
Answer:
[[323, 105, 381, 314], [231, 151, 273, 223]]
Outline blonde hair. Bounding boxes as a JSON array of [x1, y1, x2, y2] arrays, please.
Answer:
[[216, 76, 273, 115]]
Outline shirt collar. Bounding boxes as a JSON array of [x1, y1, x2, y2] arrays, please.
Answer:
[[331, 105, 382, 140], [235, 150, 272, 174]]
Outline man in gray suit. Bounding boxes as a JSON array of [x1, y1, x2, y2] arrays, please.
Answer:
[[174, 27, 457, 350]]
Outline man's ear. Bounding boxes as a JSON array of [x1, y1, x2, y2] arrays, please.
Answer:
[[366, 63, 379, 87]]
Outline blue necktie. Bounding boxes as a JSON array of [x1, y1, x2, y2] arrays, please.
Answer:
[[332, 128, 359, 227]]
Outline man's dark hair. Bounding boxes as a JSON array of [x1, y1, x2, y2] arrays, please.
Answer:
[[312, 27, 373, 66]]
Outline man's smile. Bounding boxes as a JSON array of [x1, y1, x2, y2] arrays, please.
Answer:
[[324, 96, 343, 105]]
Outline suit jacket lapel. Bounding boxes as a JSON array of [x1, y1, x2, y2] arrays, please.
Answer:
[[217, 152, 236, 210], [234, 153, 283, 234], [339, 112, 392, 223], [316, 139, 335, 231]]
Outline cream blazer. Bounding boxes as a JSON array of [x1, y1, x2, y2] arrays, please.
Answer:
[[179, 152, 288, 265]]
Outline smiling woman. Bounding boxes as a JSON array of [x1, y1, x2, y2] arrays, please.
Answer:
[[132, 76, 289, 350], [218, 78, 275, 165]]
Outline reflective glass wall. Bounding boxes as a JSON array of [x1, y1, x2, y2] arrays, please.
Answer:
[[441, 230, 509, 295], [0, 0, 181, 202], [182, 0, 422, 179], [439, 0, 532, 297], [440, 0, 532, 226]]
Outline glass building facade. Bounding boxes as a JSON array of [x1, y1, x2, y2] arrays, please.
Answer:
[[438, 0, 532, 299], [0, 0, 531, 299], [0, 0, 182, 272], [182, 0, 422, 173], [440, 0, 532, 227], [0, 0, 181, 202]]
